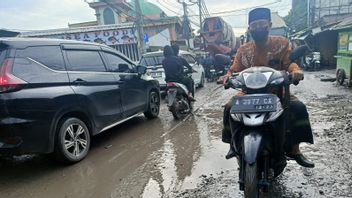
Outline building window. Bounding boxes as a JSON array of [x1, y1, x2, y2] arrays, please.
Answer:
[[103, 8, 115, 25]]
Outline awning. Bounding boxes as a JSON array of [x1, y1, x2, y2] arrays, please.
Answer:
[[0, 29, 20, 37]]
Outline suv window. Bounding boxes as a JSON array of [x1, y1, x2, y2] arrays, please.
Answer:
[[65, 50, 106, 72], [140, 55, 164, 67], [15, 46, 65, 71], [103, 52, 134, 73]]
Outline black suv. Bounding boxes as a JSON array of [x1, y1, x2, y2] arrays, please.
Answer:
[[0, 38, 160, 163]]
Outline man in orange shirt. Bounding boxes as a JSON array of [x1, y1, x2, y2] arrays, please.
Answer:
[[222, 8, 314, 168]]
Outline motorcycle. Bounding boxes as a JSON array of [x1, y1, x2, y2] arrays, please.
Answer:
[[225, 46, 306, 197], [304, 51, 321, 71], [207, 65, 219, 82], [166, 72, 194, 119], [207, 54, 232, 82]]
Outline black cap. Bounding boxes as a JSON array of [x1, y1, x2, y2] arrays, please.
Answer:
[[248, 8, 271, 24]]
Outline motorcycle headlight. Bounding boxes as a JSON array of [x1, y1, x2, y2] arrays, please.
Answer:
[[243, 72, 272, 89], [265, 98, 284, 122]]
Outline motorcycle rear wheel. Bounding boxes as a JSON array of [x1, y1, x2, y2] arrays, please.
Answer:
[[170, 96, 189, 120], [244, 163, 259, 198], [171, 105, 182, 120]]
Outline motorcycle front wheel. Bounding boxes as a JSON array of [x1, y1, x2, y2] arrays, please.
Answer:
[[244, 163, 259, 198]]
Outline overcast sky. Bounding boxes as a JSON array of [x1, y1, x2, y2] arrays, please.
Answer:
[[0, 0, 291, 35]]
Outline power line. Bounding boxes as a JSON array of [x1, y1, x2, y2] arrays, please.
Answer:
[[188, 18, 200, 27], [201, 0, 210, 17], [157, 0, 182, 15], [100, 0, 171, 40], [162, 0, 182, 9], [189, 0, 281, 17]]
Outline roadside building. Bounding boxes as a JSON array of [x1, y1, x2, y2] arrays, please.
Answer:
[[20, 0, 182, 61], [270, 12, 289, 37]]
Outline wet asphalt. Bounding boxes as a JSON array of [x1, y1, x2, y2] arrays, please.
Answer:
[[0, 70, 351, 198]]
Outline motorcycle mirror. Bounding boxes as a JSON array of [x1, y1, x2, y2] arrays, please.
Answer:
[[289, 45, 309, 61]]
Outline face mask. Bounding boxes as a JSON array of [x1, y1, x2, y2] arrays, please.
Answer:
[[250, 28, 269, 42]]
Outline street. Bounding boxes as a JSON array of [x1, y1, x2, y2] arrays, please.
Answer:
[[1, 70, 352, 198]]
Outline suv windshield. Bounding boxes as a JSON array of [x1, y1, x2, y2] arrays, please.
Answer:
[[140, 55, 164, 67]]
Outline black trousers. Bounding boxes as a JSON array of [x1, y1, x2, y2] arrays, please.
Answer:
[[222, 96, 314, 151]]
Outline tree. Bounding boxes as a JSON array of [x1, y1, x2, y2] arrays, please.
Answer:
[[284, 0, 308, 33]]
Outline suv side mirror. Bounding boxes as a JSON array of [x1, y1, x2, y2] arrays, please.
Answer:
[[136, 65, 147, 75]]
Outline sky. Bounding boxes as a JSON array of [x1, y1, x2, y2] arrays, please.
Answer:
[[0, 0, 291, 35]]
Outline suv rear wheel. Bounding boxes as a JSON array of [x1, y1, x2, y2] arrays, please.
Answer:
[[55, 117, 90, 163]]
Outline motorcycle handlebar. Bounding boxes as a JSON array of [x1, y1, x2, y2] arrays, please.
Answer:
[[288, 73, 302, 86], [224, 82, 231, 89]]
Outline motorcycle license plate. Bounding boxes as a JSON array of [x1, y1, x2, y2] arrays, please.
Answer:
[[151, 72, 162, 78], [167, 88, 177, 107], [231, 94, 277, 113]]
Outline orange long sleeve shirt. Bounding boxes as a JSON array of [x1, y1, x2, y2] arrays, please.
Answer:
[[227, 36, 301, 75]]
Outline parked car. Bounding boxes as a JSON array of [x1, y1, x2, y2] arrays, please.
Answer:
[[0, 38, 160, 163], [139, 50, 205, 92]]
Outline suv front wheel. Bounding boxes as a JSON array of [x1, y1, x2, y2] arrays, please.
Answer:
[[144, 90, 160, 119], [55, 117, 91, 163]]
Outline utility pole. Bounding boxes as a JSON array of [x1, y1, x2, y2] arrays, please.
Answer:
[[135, 0, 146, 56], [178, 0, 196, 50], [181, 1, 191, 49], [307, 0, 310, 27], [198, 0, 203, 49]]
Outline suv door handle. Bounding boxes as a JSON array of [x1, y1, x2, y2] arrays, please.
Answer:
[[72, 78, 87, 85]]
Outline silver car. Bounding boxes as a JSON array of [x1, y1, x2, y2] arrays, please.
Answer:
[[139, 50, 205, 92]]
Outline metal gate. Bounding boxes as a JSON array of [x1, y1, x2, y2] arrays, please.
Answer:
[[110, 43, 140, 62]]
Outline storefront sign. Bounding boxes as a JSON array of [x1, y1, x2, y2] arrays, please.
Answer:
[[339, 33, 349, 51], [50, 28, 137, 45]]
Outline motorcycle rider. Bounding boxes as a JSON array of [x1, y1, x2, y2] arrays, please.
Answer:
[[222, 8, 314, 168], [162, 45, 195, 101], [171, 44, 196, 98], [203, 53, 215, 78], [214, 54, 231, 75]]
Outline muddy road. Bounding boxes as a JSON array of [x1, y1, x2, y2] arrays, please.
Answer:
[[1, 70, 352, 198]]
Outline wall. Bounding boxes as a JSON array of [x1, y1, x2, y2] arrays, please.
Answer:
[[313, 0, 352, 23], [316, 30, 338, 67]]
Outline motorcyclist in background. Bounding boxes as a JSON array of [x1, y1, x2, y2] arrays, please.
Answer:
[[222, 8, 315, 168], [214, 54, 232, 75], [171, 44, 196, 98], [203, 53, 215, 78], [162, 45, 195, 101]]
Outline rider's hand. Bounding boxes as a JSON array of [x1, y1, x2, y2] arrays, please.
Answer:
[[222, 74, 231, 85], [291, 70, 304, 82]]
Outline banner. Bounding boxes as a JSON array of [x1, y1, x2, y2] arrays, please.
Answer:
[[49, 28, 138, 45]]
